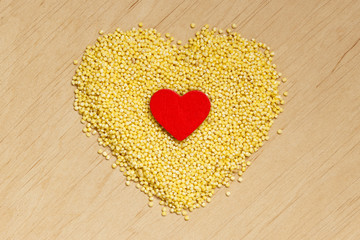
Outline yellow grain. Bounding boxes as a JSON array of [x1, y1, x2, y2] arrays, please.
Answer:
[[73, 25, 283, 215]]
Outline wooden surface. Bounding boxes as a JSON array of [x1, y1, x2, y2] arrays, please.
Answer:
[[1, 0, 360, 239]]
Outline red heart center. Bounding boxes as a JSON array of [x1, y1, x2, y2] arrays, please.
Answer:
[[150, 89, 211, 141]]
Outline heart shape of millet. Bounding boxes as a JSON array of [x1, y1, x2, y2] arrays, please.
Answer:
[[72, 24, 284, 218], [150, 89, 211, 141]]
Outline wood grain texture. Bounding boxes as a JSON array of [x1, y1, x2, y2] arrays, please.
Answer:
[[1, 0, 360, 239]]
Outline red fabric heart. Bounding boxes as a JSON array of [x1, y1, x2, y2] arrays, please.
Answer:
[[150, 89, 211, 141]]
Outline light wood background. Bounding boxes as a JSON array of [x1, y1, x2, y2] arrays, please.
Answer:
[[1, 0, 360, 239]]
